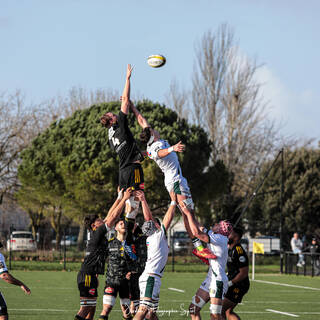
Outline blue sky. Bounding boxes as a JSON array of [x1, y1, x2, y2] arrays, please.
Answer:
[[1, 1, 319, 142]]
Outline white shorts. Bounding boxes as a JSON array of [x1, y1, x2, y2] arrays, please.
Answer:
[[166, 176, 192, 198], [139, 273, 161, 301], [199, 270, 228, 299]]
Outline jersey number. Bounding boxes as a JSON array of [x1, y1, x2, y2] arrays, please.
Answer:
[[112, 137, 120, 147]]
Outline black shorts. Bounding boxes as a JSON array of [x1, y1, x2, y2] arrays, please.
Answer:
[[104, 279, 130, 299], [0, 292, 8, 316], [119, 163, 144, 190], [129, 273, 141, 301], [77, 271, 98, 298], [224, 281, 250, 304]]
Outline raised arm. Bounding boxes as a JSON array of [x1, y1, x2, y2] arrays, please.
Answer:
[[162, 191, 177, 231], [135, 190, 154, 222], [157, 141, 185, 158], [129, 101, 150, 129], [120, 64, 133, 115], [104, 187, 132, 228], [106, 187, 123, 217]]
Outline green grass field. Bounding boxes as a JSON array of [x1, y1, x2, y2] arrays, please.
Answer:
[[1, 271, 319, 319]]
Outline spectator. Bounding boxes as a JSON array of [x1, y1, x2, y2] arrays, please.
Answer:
[[306, 238, 320, 276], [290, 233, 305, 267]]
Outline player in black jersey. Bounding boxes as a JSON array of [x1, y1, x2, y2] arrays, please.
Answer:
[[75, 188, 132, 320], [99, 217, 138, 320], [125, 219, 147, 315], [100, 64, 144, 223], [222, 227, 250, 320]]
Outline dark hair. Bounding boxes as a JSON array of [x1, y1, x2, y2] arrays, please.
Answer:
[[115, 217, 126, 227], [100, 113, 112, 128], [84, 214, 100, 231], [140, 127, 152, 144], [232, 227, 243, 238]]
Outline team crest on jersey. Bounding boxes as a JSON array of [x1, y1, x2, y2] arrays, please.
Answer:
[[105, 287, 114, 294], [239, 256, 246, 263], [89, 288, 96, 295]]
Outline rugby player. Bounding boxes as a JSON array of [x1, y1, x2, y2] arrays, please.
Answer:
[[75, 187, 132, 320], [99, 217, 138, 319], [0, 241, 31, 320], [133, 190, 177, 320], [130, 102, 215, 260], [221, 227, 249, 320], [187, 220, 233, 320], [100, 64, 144, 223]]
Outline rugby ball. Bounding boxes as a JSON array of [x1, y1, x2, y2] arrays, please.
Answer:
[[147, 54, 166, 68]]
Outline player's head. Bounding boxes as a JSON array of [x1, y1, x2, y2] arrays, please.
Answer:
[[293, 232, 299, 239], [100, 112, 117, 128], [115, 218, 126, 235], [213, 220, 233, 237], [140, 127, 160, 145], [142, 220, 158, 237], [229, 227, 243, 243], [84, 214, 104, 231]]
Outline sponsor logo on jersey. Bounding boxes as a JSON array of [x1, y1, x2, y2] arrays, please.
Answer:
[[89, 288, 96, 295], [105, 287, 114, 294], [239, 256, 246, 263]]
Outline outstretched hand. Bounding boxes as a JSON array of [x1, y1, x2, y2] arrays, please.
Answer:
[[126, 64, 133, 79], [173, 141, 185, 153], [169, 190, 177, 202], [123, 187, 133, 201], [21, 285, 31, 295]]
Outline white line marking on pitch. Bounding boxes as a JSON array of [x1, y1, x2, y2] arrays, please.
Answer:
[[168, 287, 185, 293], [266, 309, 299, 317], [253, 279, 320, 291]]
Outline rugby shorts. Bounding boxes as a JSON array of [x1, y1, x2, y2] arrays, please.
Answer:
[[77, 271, 98, 298], [224, 280, 250, 304], [139, 272, 161, 301], [0, 292, 7, 316], [119, 163, 144, 190], [199, 270, 228, 299], [166, 176, 192, 198], [104, 279, 130, 299]]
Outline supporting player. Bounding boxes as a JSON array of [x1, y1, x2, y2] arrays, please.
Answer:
[[75, 187, 132, 320], [0, 241, 31, 320], [100, 64, 144, 224], [133, 190, 177, 320], [221, 227, 250, 320], [130, 102, 215, 260], [186, 220, 233, 320]]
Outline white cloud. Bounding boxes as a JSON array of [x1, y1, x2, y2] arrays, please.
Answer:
[[255, 66, 320, 141]]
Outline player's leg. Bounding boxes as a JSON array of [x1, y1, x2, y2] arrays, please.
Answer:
[[221, 297, 239, 320], [0, 292, 8, 320], [75, 272, 98, 320], [119, 279, 133, 319], [133, 274, 160, 320], [209, 279, 228, 320], [121, 164, 143, 221], [129, 273, 140, 316], [99, 283, 117, 320], [189, 287, 210, 320]]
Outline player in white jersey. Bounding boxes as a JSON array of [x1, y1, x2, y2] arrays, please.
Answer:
[[186, 220, 233, 320], [132, 190, 176, 320], [0, 242, 31, 320], [130, 102, 216, 260]]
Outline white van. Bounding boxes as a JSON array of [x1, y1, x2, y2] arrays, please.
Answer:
[[7, 231, 37, 251]]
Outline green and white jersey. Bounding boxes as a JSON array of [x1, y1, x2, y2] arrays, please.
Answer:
[[0, 253, 8, 274], [147, 140, 182, 189], [144, 224, 169, 277], [207, 230, 228, 282]]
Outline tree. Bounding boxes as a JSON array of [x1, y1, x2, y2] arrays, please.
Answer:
[[246, 147, 320, 248], [191, 23, 282, 198], [18, 100, 229, 229]]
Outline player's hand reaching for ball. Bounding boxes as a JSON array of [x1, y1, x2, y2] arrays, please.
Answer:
[[126, 64, 133, 79], [173, 141, 185, 153], [169, 190, 177, 203]]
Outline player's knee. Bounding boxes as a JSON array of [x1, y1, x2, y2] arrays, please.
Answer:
[[210, 303, 222, 316], [189, 303, 201, 316], [103, 294, 116, 308]]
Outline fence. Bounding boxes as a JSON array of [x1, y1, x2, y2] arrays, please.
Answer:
[[284, 251, 320, 277]]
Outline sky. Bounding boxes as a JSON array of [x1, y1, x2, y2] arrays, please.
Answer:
[[1, 0, 319, 143]]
